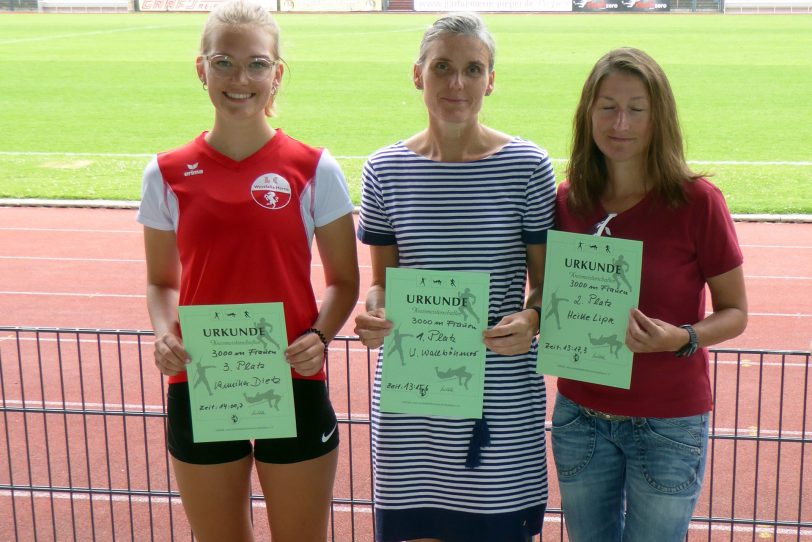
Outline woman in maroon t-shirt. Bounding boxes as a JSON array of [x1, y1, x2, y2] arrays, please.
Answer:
[[551, 48, 748, 542]]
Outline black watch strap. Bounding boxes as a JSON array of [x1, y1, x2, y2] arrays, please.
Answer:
[[675, 324, 698, 358], [529, 306, 541, 334]]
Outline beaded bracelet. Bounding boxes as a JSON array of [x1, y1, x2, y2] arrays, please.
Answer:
[[306, 327, 329, 347]]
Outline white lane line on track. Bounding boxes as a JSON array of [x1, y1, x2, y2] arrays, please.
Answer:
[[0, 256, 144, 263], [0, 399, 369, 423], [0, 493, 805, 537], [739, 245, 812, 250], [0, 336, 149, 344], [0, 292, 369, 306], [1, 291, 812, 319], [0, 490, 373, 514], [3, 398, 166, 413], [0, 255, 810, 280], [0, 291, 146, 298], [691, 523, 812, 537], [0, 399, 807, 438], [0, 490, 809, 536], [0, 335, 375, 355], [3, 229, 808, 249], [4, 255, 809, 281], [0, 256, 373, 268], [4, 257, 810, 281], [748, 311, 812, 318], [741, 244, 812, 250], [0, 230, 808, 249], [0, 335, 806, 366], [0, 227, 139, 234], [745, 275, 812, 280], [1, 290, 812, 316]]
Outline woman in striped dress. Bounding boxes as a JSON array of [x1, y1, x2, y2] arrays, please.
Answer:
[[354, 13, 556, 542]]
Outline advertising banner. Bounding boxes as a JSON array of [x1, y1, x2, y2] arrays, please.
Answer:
[[572, 0, 669, 11], [415, 0, 572, 11], [139, 0, 276, 11], [279, 0, 382, 10], [40, 0, 129, 7]]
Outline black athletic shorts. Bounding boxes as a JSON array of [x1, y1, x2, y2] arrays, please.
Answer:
[[166, 379, 339, 465]]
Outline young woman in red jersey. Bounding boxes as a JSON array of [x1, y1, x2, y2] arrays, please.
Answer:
[[137, 2, 359, 540]]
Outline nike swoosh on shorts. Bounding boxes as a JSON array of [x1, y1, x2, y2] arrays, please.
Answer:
[[321, 424, 337, 443]]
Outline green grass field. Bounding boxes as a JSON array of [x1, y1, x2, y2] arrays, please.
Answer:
[[1, 12, 810, 213]]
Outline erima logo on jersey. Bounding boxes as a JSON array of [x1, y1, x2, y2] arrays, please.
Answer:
[[251, 173, 292, 210], [184, 163, 204, 177]]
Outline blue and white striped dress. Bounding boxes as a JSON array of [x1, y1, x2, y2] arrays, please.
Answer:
[[357, 138, 556, 518]]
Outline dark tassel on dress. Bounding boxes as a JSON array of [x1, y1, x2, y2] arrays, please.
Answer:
[[465, 417, 490, 469]]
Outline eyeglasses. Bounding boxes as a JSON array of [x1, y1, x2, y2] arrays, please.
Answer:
[[203, 54, 277, 81]]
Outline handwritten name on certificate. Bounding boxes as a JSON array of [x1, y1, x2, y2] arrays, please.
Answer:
[[178, 303, 296, 442], [536, 230, 642, 389], [381, 267, 489, 419]]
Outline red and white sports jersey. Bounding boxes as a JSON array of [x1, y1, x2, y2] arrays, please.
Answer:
[[137, 130, 354, 384]]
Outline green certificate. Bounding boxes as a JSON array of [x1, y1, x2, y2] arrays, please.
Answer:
[[536, 230, 642, 389], [381, 267, 489, 419], [177, 303, 296, 442]]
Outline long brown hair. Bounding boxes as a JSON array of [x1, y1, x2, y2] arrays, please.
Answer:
[[566, 47, 701, 214]]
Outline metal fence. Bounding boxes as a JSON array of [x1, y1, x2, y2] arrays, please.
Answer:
[[1, 326, 809, 541]]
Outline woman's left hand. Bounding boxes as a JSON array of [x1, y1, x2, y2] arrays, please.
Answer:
[[625, 308, 686, 354], [483, 309, 539, 355], [285, 332, 326, 377]]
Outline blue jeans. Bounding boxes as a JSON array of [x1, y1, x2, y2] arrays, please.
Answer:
[[551, 393, 709, 542]]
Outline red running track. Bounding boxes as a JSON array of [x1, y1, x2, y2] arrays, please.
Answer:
[[0, 206, 809, 350], [0, 206, 810, 542]]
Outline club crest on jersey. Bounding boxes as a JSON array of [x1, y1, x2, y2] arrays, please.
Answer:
[[251, 174, 292, 210]]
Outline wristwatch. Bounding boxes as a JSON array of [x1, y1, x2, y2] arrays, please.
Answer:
[[675, 324, 698, 358]]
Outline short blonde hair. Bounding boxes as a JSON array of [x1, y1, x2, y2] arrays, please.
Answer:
[[200, 0, 282, 117]]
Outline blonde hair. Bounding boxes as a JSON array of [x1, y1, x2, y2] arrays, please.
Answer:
[[567, 47, 701, 214], [200, 0, 282, 117], [416, 12, 495, 72]]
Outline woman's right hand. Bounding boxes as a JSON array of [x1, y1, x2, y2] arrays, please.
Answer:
[[153, 331, 190, 376], [354, 308, 393, 349]]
